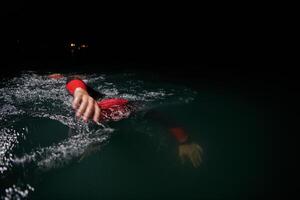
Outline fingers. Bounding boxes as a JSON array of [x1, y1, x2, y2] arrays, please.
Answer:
[[190, 157, 197, 168], [76, 96, 88, 118], [72, 93, 82, 109], [190, 154, 197, 168], [196, 144, 203, 154], [180, 144, 203, 168], [73, 92, 100, 123], [73, 88, 88, 109], [93, 103, 101, 123], [82, 98, 95, 122], [193, 146, 203, 168], [194, 144, 203, 163], [190, 152, 201, 168]]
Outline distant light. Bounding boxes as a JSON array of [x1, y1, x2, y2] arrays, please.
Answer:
[[70, 43, 76, 47], [80, 44, 88, 48]]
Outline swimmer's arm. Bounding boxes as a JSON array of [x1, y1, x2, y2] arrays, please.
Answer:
[[66, 77, 104, 100], [144, 110, 189, 143], [145, 110, 203, 167], [66, 78, 101, 123], [48, 74, 103, 99], [169, 127, 203, 168], [169, 126, 203, 168]]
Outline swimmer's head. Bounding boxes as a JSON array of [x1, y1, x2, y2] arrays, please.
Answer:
[[68, 75, 88, 83], [48, 73, 88, 83], [48, 73, 64, 79]]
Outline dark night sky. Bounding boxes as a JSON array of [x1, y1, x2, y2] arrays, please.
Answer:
[[0, 1, 294, 84], [1, 1, 243, 66]]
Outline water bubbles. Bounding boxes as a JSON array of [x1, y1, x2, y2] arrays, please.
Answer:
[[0, 71, 197, 199], [100, 88, 119, 96], [0, 166, 7, 173], [3, 184, 34, 200]]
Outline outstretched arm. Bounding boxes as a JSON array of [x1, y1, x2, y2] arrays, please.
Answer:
[[144, 110, 203, 168]]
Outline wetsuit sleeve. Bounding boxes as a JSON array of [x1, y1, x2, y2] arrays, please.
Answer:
[[66, 78, 87, 95], [66, 77, 105, 100], [144, 110, 189, 144]]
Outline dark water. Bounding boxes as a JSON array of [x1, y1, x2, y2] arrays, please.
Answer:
[[0, 70, 280, 199]]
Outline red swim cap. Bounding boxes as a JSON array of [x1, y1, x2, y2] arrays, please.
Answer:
[[48, 73, 64, 79]]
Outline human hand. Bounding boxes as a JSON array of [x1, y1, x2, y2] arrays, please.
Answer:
[[73, 88, 101, 123], [178, 143, 203, 168]]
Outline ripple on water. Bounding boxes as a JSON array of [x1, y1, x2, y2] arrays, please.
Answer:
[[0, 71, 197, 199]]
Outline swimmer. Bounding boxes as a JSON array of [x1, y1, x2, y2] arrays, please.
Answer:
[[50, 73, 203, 168]]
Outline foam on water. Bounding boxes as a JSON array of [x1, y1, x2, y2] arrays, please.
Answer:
[[0, 71, 196, 199]]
